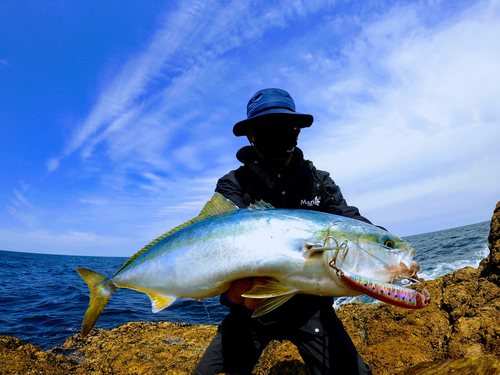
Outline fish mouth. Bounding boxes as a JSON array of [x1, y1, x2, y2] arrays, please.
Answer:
[[326, 240, 419, 284], [386, 260, 420, 278]]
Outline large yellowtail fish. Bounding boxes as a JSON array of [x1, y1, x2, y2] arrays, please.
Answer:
[[77, 193, 429, 338]]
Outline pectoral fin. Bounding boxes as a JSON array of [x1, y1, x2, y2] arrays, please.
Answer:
[[242, 278, 298, 299], [252, 293, 298, 317]]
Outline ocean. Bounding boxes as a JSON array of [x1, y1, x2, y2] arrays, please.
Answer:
[[0, 221, 490, 351]]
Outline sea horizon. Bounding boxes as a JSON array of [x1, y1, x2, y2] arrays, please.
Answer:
[[0, 219, 490, 259], [0, 220, 492, 351]]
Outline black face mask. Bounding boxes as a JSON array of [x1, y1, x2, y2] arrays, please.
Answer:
[[251, 121, 299, 158]]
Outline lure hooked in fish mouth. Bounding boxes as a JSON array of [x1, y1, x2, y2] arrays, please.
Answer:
[[337, 270, 431, 309], [328, 243, 430, 309], [395, 260, 420, 276], [386, 260, 420, 279]]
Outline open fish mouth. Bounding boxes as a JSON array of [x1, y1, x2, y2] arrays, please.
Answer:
[[389, 260, 420, 278], [329, 258, 430, 309], [326, 236, 417, 282], [325, 237, 429, 309]]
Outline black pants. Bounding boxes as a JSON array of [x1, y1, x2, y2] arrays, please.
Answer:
[[194, 306, 372, 375]]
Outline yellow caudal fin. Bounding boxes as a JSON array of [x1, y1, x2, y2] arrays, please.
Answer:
[[76, 268, 117, 338]]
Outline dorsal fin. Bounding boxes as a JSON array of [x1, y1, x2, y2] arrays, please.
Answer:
[[248, 200, 274, 210], [114, 193, 238, 276], [198, 192, 239, 218]]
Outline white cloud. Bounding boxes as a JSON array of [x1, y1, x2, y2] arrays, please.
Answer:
[[59, 0, 332, 172], [0, 228, 132, 256], [12, 190, 30, 206], [295, 0, 500, 233], [46, 158, 59, 172], [7, 0, 499, 256], [2, 172, 223, 255]]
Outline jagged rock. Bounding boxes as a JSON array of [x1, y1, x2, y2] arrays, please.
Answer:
[[1, 201, 499, 374], [336, 265, 500, 374], [400, 355, 500, 375], [335, 201, 500, 374], [481, 201, 500, 284], [59, 322, 308, 375], [0, 335, 79, 374]]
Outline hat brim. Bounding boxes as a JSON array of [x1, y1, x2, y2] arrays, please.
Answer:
[[233, 110, 313, 137]]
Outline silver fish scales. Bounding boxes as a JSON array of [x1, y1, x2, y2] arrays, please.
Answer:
[[77, 193, 427, 338]]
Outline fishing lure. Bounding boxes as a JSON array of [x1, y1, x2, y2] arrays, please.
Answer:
[[324, 235, 430, 309], [338, 270, 430, 309]]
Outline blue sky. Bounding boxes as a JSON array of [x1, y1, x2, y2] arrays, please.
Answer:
[[1, 0, 499, 256]]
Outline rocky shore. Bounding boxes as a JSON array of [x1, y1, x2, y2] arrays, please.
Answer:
[[1, 201, 499, 374]]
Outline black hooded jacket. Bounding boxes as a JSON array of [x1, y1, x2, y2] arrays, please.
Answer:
[[216, 146, 372, 224], [214, 146, 377, 325]]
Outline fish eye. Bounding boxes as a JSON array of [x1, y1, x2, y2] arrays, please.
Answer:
[[383, 238, 395, 249]]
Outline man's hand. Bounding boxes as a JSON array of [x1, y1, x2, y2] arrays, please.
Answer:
[[226, 278, 264, 310]]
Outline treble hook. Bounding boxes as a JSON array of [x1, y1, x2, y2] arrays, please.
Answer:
[[392, 275, 431, 301], [325, 236, 348, 274], [393, 275, 420, 286]]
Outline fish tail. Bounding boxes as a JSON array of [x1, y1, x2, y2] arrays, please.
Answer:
[[76, 268, 117, 338]]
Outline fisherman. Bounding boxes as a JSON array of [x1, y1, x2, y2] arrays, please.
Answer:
[[195, 88, 374, 375]]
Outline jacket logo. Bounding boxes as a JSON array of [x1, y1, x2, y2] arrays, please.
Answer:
[[300, 196, 321, 207]]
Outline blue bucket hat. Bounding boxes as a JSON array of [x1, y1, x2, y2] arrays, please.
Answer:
[[233, 88, 314, 137]]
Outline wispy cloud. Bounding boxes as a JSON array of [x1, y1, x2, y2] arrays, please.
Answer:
[[5, 0, 497, 256], [302, 0, 500, 233], [12, 190, 30, 206], [45, 158, 59, 172], [7, 188, 40, 229], [50, 1, 334, 173], [0, 228, 132, 255]]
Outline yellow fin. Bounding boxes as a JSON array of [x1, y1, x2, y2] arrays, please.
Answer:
[[252, 294, 298, 317], [199, 192, 239, 217], [114, 193, 238, 276], [248, 200, 274, 210], [146, 292, 176, 313], [76, 268, 117, 338], [242, 278, 298, 299]]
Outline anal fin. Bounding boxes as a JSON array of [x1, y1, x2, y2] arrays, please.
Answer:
[[146, 292, 176, 313]]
